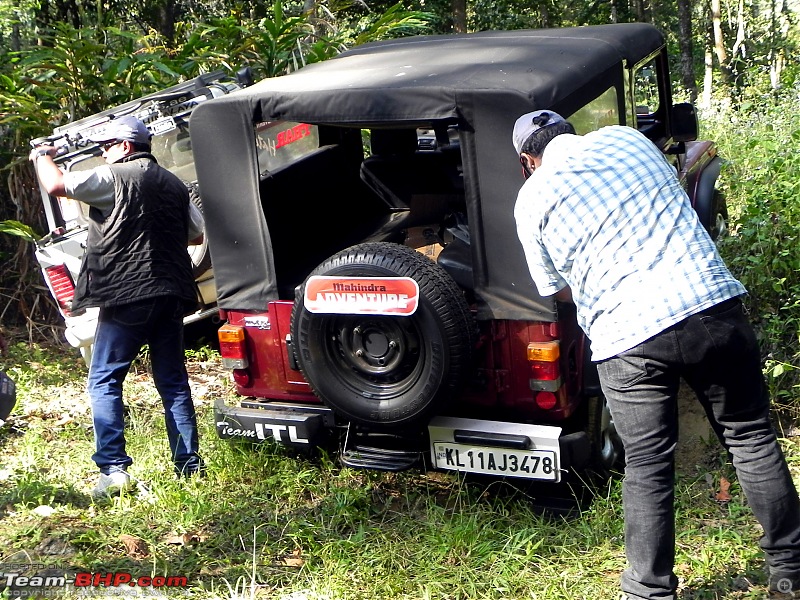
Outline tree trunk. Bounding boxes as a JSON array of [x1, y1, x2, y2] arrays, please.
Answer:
[[9, 0, 22, 51], [10, 22, 21, 52], [540, 3, 550, 27], [451, 0, 467, 33], [710, 0, 731, 88], [701, 33, 714, 109], [156, 0, 178, 45], [677, 0, 698, 102], [768, 0, 787, 90], [634, 0, 646, 22]]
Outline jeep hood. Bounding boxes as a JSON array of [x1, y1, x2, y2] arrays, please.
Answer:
[[191, 23, 664, 321]]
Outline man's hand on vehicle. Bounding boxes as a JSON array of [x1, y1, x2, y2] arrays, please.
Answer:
[[29, 146, 67, 196], [29, 145, 56, 161]]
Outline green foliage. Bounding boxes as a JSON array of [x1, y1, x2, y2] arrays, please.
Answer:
[[0, 219, 39, 242], [704, 96, 800, 414], [178, 6, 314, 78], [20, 24, 115, 121], [345, 3, 434, 47], [0, 1, 433, 155]]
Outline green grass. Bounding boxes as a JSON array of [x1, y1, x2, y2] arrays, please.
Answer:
[[1, 340, 798, 599]]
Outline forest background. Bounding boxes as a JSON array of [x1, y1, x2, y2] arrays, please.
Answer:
[[0, 0, 799, 409]]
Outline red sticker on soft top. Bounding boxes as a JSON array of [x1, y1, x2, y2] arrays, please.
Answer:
[[304, 276, 419, 316]]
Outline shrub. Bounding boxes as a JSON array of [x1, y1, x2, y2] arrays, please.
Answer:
[[703, 94, 800, 416]]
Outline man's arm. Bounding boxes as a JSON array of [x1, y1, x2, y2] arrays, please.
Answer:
[[29, 147, 66, 196], [31, 149, 116, 212]]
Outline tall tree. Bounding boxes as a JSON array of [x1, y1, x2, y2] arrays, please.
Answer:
[[452, 0, 466, 32], [677, 0, 698, 101], [710, 0, 731, 86]]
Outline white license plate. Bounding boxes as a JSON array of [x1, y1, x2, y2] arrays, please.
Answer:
[[432, 442, 559, 481], [150, 116, 177, 135]]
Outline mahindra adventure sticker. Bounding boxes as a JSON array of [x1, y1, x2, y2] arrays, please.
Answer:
[[304, 276, 419, 316]]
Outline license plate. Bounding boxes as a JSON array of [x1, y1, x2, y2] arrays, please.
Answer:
[[432, 442, 559, 481], [150, 116, 177, 135]]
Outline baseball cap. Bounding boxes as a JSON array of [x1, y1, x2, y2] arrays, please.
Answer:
[[89, 115, 152, 146], [512, 110, 566, 155]]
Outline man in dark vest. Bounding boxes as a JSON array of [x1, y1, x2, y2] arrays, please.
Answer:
[[31, 116, 205, 498]]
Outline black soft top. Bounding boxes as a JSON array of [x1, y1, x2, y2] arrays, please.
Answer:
[[191, 23, 665, 320]]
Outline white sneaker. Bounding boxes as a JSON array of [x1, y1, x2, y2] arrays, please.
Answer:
[[92, 471, 132, 499]]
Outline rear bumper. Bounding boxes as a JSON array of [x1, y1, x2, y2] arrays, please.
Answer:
[[214, 398, 334, 447], [214, 399, 590, 480]]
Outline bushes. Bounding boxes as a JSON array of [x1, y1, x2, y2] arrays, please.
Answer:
[[704, 96, 800, 415]]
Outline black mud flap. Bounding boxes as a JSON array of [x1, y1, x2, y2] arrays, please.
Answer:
[[214, 399, 334, 448], [558, 431, 590, 471]]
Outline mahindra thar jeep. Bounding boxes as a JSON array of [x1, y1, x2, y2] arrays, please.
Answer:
[[32, 70, 251, 364], [192, 23, 726, 482]]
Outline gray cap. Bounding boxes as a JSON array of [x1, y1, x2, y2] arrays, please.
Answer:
[[89, 116, 152, 145], [512, 110, 566, 155]]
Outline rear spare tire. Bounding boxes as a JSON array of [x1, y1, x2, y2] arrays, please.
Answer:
[[186, 182, 212, 278], [291, 242, 474, 428]]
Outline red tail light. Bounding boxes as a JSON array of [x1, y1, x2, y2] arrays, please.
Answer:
[[527, 341, 562, 409], [44, 264, 75, 315], [530, 360, 560, 380], [534, 391, 558, 410], [218, 324, 249, 369]]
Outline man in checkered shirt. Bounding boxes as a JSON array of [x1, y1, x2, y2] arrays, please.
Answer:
[[512, 110, 800, 600]]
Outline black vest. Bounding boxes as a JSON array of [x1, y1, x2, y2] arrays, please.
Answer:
[[72, 153, 197, 311]]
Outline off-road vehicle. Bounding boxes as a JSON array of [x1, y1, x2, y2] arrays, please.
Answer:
[[193, 23, 726, 482], [32, 70, 251, 364]]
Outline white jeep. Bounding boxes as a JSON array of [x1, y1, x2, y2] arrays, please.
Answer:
[[31, 70, 251, 364]]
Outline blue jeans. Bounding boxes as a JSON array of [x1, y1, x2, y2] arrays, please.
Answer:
[[597, 298, 800, 600], [88, 296, 203, 476]]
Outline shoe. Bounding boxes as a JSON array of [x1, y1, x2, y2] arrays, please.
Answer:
[[92, 471, 133, 499], [178, 465, 207, 479], [176, 457, 206, 478], [770, 573, 800, 598]]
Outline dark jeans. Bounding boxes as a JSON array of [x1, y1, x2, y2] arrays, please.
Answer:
[[88, 296, 203, 476], [597, 298, 800, 600]]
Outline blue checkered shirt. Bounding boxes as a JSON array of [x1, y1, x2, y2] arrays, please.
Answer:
[[514, 125, 746, 361]]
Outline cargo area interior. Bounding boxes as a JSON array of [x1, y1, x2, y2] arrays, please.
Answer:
[[258, 124, 471, 298]]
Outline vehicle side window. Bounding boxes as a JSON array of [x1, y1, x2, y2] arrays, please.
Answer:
[[567, 87, 620, 134], [255, 121, 320, 175], [630, 54, 669, 143], [633, 58, 660, 118], [149, 124, 196, 183]]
